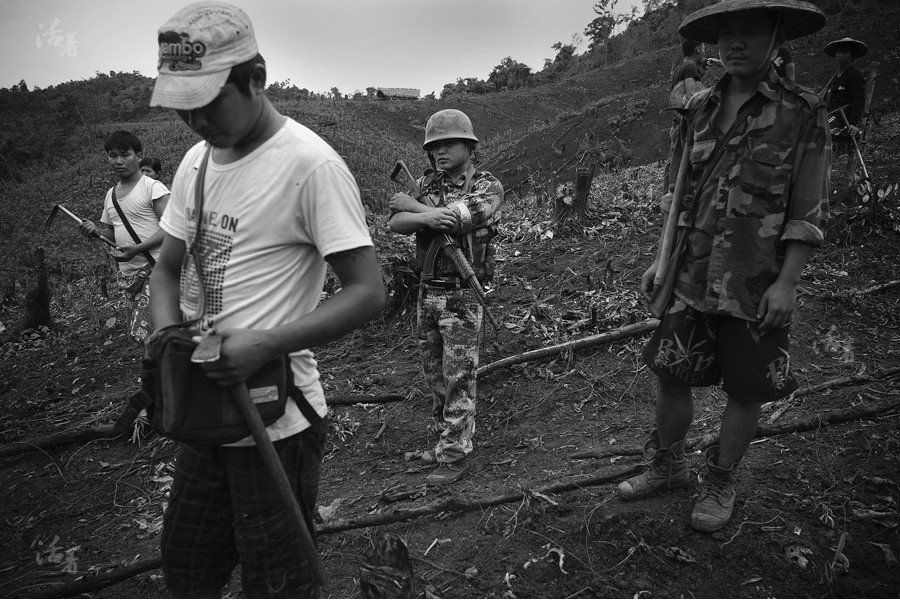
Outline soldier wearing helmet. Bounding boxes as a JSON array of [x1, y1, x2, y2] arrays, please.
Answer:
[[388, 108, 503, 485], [618, 0, 830, 533]]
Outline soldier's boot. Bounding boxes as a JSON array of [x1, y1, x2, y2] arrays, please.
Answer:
[[691, 445, 738, 533], [617, 430, 690, 501]]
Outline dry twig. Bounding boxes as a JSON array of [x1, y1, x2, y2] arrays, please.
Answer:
[[477, 319, 659, 379]]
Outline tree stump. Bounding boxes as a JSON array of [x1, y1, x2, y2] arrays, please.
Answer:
[[572, 162, 597, 219], [21, 247, 52, 329]]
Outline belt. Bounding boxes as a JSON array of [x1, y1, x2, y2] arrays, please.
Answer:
[[422, 278, 463, 290]]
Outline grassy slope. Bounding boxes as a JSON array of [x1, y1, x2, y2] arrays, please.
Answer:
[[2, 2, 898, 287]]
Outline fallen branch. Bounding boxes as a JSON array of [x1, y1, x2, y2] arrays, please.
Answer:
[[801, 278, 900, 300], [329, 394, 405, 407], [32, 465, 641, 597], [845, 278, 900, 297], [317, 464, 642, 535], [477, 318, 659, 379], [34, 557, 162, 599], [570, 394, 900, 460], [0, 426, 124, 460], [1, 394, 406, 459]]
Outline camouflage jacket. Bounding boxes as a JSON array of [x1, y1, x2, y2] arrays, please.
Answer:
[[662, 69, 831, 322], [412, 165, 504, 282]]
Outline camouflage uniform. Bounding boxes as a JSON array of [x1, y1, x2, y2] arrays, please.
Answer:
[[413, 165, 503, 463], [647, 68, 831, 398]]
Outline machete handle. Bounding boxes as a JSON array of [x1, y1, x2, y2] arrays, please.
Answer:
[[390, 160, 422, 200], [228, 384, 327, 587]]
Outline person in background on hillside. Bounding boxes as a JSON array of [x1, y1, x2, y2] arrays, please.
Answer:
[[148, 2, 384, 596], [771, 44, 796, 82], [822, 37, 867, 137], [139, 157, 162, 180], [79, 130, 170, 342], [388, 109, 503, 486], [620, 0, 829, 533], [664, 39, 708, 190], [669, 39, 707, 110]]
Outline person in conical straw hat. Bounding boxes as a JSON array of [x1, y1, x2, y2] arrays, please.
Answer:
[[822, 37, 868, 137], [617, 0, 830, 533]]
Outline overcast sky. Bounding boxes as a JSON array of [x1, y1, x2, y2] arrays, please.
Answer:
[[1, 0, 643, 96]]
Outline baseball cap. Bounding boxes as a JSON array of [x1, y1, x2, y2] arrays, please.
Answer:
[[150, 1, 258, 110]]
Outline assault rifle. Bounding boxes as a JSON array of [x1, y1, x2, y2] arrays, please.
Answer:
[[390, 160, 502, 350]]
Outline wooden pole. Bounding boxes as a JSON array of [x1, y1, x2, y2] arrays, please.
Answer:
[[477, 318, 659, 379], [229, 385, 327, 587]]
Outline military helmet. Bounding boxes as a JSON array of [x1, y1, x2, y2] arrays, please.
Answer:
[[423, 109, 478, 150]]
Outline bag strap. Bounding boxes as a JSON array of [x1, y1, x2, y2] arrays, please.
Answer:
[[187, 146, 213, 326], [685, 91, 769, 204], [111, 186, 156, 266], [186, 147, 321, 424], [288, 386, 323, 425]]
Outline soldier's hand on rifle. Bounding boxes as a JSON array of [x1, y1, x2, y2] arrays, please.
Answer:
[[847, 124, 860, 138], [421, 207, 459, 233], [640, 261, 658, 300], [757, 279, 796, 333], [389, 192, 420, 213]]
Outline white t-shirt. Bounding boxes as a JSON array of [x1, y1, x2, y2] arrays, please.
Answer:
[[100, 176, 170, 275], [160, 118, 373, 445]]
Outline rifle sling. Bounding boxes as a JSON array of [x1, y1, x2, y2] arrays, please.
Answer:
[[421, 168, 475, 281]]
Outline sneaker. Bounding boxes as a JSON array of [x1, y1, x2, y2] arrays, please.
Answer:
[[425, 460, 470, 486], [617, 432, 689, 501], [691, 446, 737, 532]]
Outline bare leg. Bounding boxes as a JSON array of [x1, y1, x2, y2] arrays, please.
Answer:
[[656, 378, 693, 447], [717, 395, 762, 468]]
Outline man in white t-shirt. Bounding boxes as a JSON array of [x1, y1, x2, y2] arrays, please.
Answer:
[[148, 2, 385, 597], [80, 130, 170, 341]]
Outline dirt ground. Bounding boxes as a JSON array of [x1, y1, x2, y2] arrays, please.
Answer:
[[2, 141, 899, 599], [3, 80, 900, 600]]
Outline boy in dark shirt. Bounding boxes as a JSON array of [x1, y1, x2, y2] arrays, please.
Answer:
[[823, 37, 867, 136]]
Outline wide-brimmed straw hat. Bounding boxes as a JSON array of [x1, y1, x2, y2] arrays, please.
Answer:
[[679, 0, 826, 44], [150, 1, 259, 110], [824, 37, 868, 58]]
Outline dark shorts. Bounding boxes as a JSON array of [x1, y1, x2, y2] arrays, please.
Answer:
[[643, 297, 797, 402], [161, 421, 327, 598]]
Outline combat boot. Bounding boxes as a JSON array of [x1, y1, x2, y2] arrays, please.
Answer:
[[691, 445, 737, 532], [617, 430, 690, 501]]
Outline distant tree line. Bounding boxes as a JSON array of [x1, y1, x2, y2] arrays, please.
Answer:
[[436, 0, 863, 99]]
